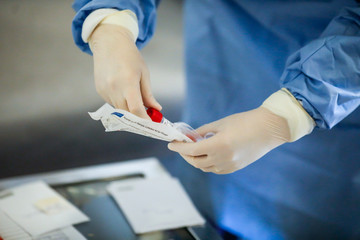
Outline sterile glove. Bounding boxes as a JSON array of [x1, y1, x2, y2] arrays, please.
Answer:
[[168, 89, 315, 174], [168, 107, 290, 174], [89, 24, 161, 119]]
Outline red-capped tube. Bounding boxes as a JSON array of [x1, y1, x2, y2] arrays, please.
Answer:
[[147, 107, 210, 142], [147, 108, 173, 126], [147, 108, 163, 123]]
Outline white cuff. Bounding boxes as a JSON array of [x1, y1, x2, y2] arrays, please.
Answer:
[[81, 9, 139, 44], [261, 88, 315, 142], [81, 9, 119, 43]]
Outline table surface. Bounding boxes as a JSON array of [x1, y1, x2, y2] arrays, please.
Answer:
[[0, 158, 222, 240]]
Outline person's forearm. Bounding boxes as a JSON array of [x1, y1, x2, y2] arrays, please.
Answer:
[[280, 7, 360, 129], [71, 0, 160, 54]]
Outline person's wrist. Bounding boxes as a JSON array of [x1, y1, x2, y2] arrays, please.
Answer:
[[258, 107, 291, 145], [89, 24, 135, 53], [100, 10, 139, 41], [261, 88, 315, 142], [82, 9, 139, 45]]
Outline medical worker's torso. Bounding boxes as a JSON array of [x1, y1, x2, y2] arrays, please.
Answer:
[[172, 0, 360, 239]]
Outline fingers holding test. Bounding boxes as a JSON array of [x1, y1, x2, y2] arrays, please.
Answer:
[[125, 86, 150, 119], [110, 95, 128, 111], [195, 121, 222, 137], [168, 139, 214, 157], [179, 154, 214, 169], [140, 67, 162, 111], [208, 161, 239, 175], [201, 165, 220, 173]]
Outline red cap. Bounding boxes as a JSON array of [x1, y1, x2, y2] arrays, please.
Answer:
[[147, 108, 163, 123]]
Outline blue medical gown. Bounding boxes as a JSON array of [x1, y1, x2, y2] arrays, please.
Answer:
[[72, 0, 360, 239]]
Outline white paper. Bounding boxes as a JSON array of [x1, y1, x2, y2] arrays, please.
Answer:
[[36, 227, 87, 240], [107, 177, 205, 234], [0, 209, 32, 240], [89, 104, 193, 142], [0, 210, 86, 240], [0, 181, 89, 237]]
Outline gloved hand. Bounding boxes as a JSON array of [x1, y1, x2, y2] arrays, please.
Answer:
[[89, 24, 162, 119], [168, 107, 291, 174]]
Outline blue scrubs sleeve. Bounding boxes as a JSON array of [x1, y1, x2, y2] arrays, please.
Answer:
[[71, 0, 160, 54], [281, 7, 360, 129]]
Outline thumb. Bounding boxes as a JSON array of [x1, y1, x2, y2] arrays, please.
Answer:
[[140, 69, 162, 111], [196, 120, 222, 136]]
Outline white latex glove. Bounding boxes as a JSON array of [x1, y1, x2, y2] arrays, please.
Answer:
[[168, 107, 291, 174], [90, 24, 161, 119]]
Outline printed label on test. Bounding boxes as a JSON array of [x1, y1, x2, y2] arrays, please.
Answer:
[[89, 104, 195, 142]]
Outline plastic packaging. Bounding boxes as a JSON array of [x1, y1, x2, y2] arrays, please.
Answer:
[[147, 108, 204, 142], [146, 108, 173, 127], [173, 122, 204, 142], [90, 104, 193, 142], [90, 104, 213, 143]]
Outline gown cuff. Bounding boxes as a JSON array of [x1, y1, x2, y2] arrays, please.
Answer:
[[82, 9, 139, 45], [261, 88, 315, 142]]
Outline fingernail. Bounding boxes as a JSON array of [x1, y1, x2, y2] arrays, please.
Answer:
[[167, 143, 173, 150]]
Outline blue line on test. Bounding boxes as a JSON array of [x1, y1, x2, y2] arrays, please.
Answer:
[[112, 112, 124, 118]]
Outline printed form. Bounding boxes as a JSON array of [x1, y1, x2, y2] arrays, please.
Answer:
[[107, 177, 205, 234], [0, 210, 85, 240], [0, 181, 89, 238]]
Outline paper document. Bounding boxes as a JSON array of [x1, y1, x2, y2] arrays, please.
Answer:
[[107, 177, 205, 234], [0, 210, 86, 240], [0, 181, 89, 237], [89, 104, 194, 142]]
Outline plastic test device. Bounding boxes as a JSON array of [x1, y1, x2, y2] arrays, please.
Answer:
[[146, 108, 204, 142], [146, 108, 173, 126]]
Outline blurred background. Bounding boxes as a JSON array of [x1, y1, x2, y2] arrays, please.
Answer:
[[0, 0, 184, 178]]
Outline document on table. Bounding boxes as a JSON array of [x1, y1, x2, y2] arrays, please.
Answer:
[[0, 181, 89, 237], [107, 177, 205, 234], [0, 210, 86, 240]]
